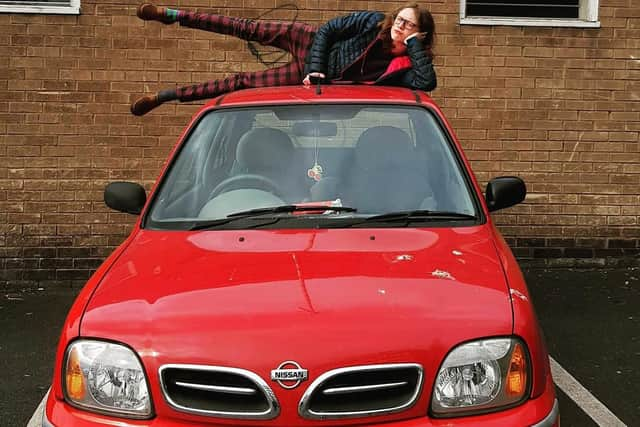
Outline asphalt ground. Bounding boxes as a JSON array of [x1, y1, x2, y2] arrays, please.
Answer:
[[528, 267, 639, 426], [1, 267, 638, 427]]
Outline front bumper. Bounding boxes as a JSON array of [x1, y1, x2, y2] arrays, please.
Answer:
[[44, 394, 558, 427]]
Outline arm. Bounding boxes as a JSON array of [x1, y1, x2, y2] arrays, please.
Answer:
[[306, 11, 384, 76], [399, 36, 437, 91]]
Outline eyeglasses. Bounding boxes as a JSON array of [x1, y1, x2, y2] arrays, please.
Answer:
[[394, 15, 418, 30]]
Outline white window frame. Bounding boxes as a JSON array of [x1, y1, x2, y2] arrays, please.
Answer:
[[0, 0, 80, 14], [460, 0, 599, 28]]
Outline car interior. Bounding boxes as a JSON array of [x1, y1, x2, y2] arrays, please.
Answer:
[[148, 105, 477, 224]]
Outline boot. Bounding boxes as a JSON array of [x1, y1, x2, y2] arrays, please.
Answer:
[[136, 3, 176, 24], [131, 95, 162, 116]]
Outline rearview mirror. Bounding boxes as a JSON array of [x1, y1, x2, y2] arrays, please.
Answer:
[[104, 182, 147, 215], [485, 176, 526, 212], [274, 106, 360, 120], [292, 121, 338, 137]]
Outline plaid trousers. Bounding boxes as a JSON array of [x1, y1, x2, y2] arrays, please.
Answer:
[[175, 12, 317, 102]]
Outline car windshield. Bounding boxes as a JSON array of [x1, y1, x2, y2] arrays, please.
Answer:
[[145, 104, 479, 230]]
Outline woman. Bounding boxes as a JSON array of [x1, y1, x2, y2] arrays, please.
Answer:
[[131, 3, 437, 116]]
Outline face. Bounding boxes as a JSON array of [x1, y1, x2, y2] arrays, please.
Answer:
[[391, 8, 420, 43]]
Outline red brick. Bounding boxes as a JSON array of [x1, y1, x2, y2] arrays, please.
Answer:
[[0, 3, 639, 284]]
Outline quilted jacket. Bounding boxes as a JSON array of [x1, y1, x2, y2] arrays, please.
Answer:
[[304, 11, 437, 91]]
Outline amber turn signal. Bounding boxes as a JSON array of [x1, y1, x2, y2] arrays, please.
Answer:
[[506, 342, 527, 397], [65, 347, 86, 400]]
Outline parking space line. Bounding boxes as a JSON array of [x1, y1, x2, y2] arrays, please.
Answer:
[[550, 356, 627, 427], [27, 389, 48, 427]]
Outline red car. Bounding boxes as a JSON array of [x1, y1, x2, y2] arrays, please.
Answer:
[[44, 85, 559, 426]]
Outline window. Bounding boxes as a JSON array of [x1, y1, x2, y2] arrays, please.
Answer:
[[147, 105, 478, 227], [0, 0, 80, 14], [460, 0, 599, 28]]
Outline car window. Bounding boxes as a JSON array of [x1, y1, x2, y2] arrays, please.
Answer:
[[146, 105, 478, 229]]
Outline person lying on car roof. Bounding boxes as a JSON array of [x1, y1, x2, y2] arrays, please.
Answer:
[[131, 2, 437, 116]]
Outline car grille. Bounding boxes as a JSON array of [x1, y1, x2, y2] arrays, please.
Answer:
[[159, 364, 279, 419], [298, 363, 423, 419]]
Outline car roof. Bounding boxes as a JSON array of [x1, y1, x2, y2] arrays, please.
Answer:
[[204, 85, 437, 110]]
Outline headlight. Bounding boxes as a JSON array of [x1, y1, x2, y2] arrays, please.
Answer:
[[431, 337, 529, 417], [63, 339, 152, 418]]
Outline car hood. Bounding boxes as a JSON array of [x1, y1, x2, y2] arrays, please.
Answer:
[[82, 226, 511, 373]]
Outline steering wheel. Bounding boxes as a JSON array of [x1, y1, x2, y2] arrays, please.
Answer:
[[209, 174, 284, 200]]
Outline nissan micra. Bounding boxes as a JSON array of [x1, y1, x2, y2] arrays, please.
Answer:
[[44, 85, 559, 426]]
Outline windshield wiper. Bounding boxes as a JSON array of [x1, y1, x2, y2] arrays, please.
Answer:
[[360, 209, 477, 224], [189, 216, 275, 230], [226, 205, 356, 217], [189, 205, 357, 231]]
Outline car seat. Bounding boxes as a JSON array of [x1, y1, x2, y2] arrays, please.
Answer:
[[232, 127, 305, 200], [343, 126, 427, 213]]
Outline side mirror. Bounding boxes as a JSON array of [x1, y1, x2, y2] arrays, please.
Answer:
[[485, 176, 526, 212], [104, 182, 147, 215]]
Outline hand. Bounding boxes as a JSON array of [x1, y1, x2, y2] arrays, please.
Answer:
[[303, 72, 326, 86], [404, 32, 427, 45]]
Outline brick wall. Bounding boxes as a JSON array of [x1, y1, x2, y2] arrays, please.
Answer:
[[1, 0, 639, 287]]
